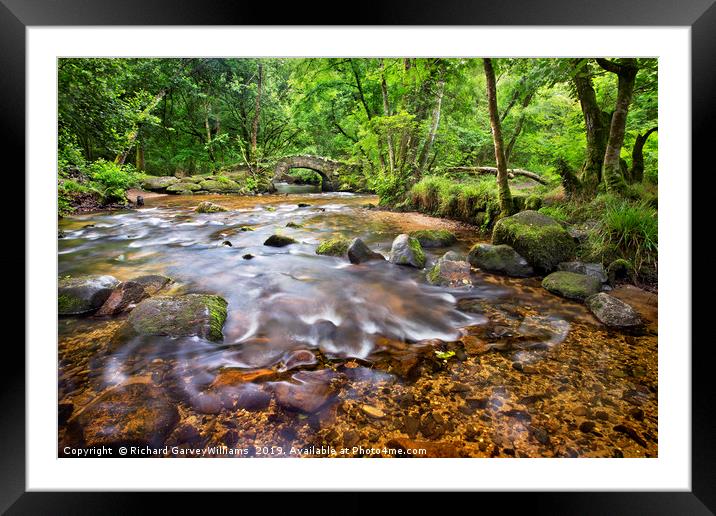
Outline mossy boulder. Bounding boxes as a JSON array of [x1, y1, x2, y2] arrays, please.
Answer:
[[115, 294, 228, 342], [199, 177, 241, 193], [389, 234, 426, 269], [492, 210, 576, 272], [316, 238, 350, 256], [58, 275, 120, 315], [607, 258, 635, 285], [141, 176, 178, 192], [408, 229, 457, 248], [166, 182, 201, 193], [586, 292, 643, 329], [427, 254, 472, 287], [95, 281, 149, 316], [467, 243, 534, 277], [264, 234, 297, 247], [67, 383, 179, 449], [525, 195, 543, 211], [347, 238, 384, 264], [195, 201, 227, 213], [558, 261, 607, 283], [542, 271, 601, 301]]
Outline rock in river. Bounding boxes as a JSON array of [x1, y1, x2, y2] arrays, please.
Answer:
[[408, 229, 457, 248], [558, 261, 608, 283], [264, 234, 297, 247], [141, 176, 178, 192], [58, 274, 120, 315], [95, 281, 149, 316], [316, 237, 349, 256], [467, 243, 534, 277], [68, 382, 179, 449], [115, 294, 228, 342], [586, 292, 643, 329], [542, 271, 601, 301], [389, 234, 426, 269], [427, 253, 472, 287], [272, 369, 338, 413], [492, 210, 575, 272], [347, 238, 384, 264], [132, 274, 173, 295], [195, 201, 227, 213]]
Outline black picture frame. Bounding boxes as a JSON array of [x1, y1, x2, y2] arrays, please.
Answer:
[[6, 0, 709, 513]]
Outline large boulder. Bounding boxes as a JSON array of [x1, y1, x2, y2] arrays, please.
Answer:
[[586, 293, 643, 329], [198, 177, 241, 193], [116, 294, 228, 342], [166, 182, 201, 193], [95, 281, 149, 316], [408, 229, 457, 248], [492, 210, 576, 272], [58, 275, 120, 315], [467, 243, 534, 277], [427, 254, 472, 287], [347, 238, 384, 264], [389, 234, 426, 269], [316, 237, 350, 256], [68, 382, 179, 449], [542, 271, 601, 301], [195, 201, 227, 213], [558, 261, 608, 283], [141, 176, 179, 192]]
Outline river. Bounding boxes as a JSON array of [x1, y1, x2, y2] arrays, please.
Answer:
[[58, 192, 658, 458]]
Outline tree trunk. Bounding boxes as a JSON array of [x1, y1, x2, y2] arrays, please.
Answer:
[[445, 166, 547, 185], [416, 66, 445, 176], [204, 102, 215, 163], [504, 91, 534, 166], [135, 141, 145, 171], [629, 126, 657, 183], [483, 58, 513, 216], [597, 58, 638, 195], [379, 59, 396, 174], [250, 62, 263, 168], [572, 59, 610, 194], [115, 89, 167, 165]]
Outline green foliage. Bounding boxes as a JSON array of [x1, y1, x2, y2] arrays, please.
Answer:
[[288, 168, 322, 186], [87, 159, 142, 204]]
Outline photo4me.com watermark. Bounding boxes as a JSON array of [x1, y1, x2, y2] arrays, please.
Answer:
[[61, 444, 428, 458]]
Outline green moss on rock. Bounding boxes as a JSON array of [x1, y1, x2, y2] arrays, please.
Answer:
[[166, 182, 201, 193], [389, 234, 426, 269], [525, 195, 543, 211], [542, 271, 601, 301], [264, 234, 297, 247], [195, 201, 228, 213], [492, 210, 575, 272], [316, 238, 349, 256], [408, 229, 457, 248]]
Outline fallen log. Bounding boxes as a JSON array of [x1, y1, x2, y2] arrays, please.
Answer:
[[445, 166, 547, 185]]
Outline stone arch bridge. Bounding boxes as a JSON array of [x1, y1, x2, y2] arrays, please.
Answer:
[[272, 155, 351, 192]]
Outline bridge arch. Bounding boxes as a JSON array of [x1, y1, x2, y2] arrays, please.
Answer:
[[273, 155, 345, 192]]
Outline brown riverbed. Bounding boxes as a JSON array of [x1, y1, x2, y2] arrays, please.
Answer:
[[58, 192, 657, 458]]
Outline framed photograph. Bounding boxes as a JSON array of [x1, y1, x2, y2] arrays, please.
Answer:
[[9, 0, 710, 512]]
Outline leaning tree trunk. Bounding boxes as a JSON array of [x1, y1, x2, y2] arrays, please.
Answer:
[[483, 58, 513, 217], [416, 66, 446, 177], [629, 126, 657, 183], [379, 58, 396, 175], [572, 59, 611, 195], [115, 89, 167, 165], [597, 58, 638, 195], [504, 91, 534, 166]]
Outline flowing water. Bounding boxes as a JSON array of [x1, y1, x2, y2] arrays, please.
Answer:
[[58, 192, 658, 458]]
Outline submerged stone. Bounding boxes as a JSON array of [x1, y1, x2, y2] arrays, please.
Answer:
[[115, 294, 228, 342], [586, 292, 643, 329], [492, 210, 575, 272], [427, 255, 472, 287], [467, 243, 534, 277], [68, 383, 179, 449], [58, 274, 120, 315], [408, 229, 457, 248], [272, 370, 338, 413], [389, 234, 426, 268], [542, 271, 601, 301]]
